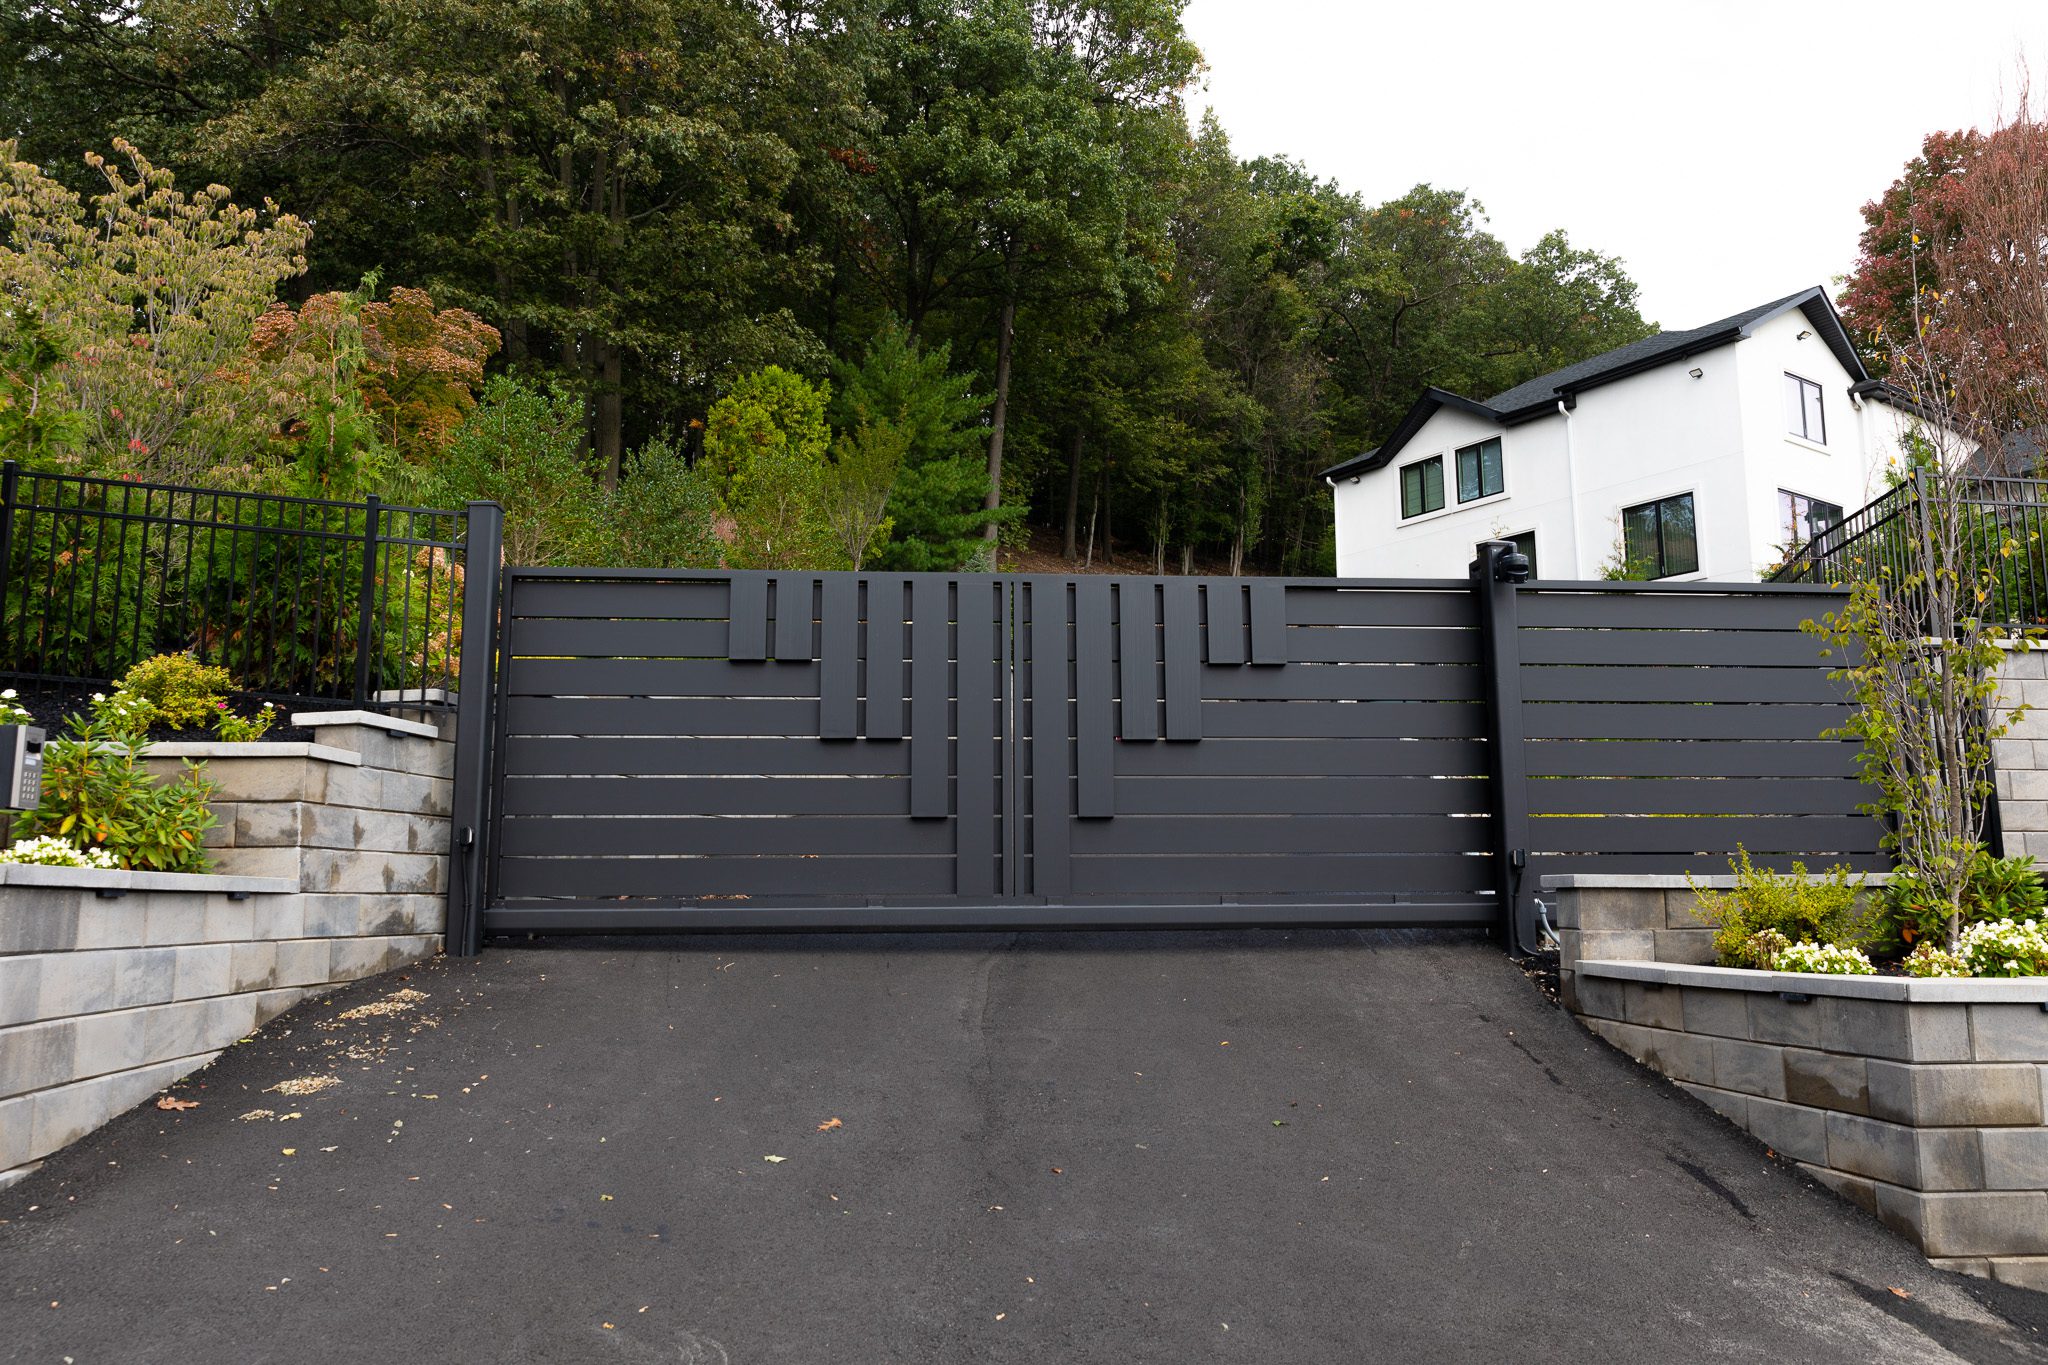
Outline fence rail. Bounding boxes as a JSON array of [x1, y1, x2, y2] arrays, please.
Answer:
[[0, 461, 472, 711], [1772, 470, 2048, 632]]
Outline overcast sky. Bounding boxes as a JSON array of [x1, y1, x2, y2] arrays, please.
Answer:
[[1180, 0, 2045, 328]]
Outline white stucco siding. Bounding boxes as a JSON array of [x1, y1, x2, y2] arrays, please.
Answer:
[[1732, 309, 1896, 576], [1331, 407, 1575, 579]]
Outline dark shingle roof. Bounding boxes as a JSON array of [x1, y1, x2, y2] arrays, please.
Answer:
[[1320, 286, 1870, 482]]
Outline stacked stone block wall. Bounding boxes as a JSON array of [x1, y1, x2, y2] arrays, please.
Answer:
[[1994, 646, 2048, 864]]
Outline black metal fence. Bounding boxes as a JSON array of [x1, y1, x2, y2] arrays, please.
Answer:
[[0, 460, 473, 710], [1772, 470, 2048, 631]]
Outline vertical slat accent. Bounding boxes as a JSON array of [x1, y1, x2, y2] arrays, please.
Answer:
[[1000, 579, 1020, 898], [1206, 581, 1245, 665], [819, 574, 858, 740], [1473, 541, 1534, 953], [774, 574, 813, 660], [957, 578, 997, 895], [866, 577, 906, 740], [910, 576, 948, 818], [1249, 581, 1288, 665], [1118, 579, 1158, 741], [1162, 578, 1201, 741], [1030, 579, 1071, 897], [1074, 577, 1114, 817], [728, 575, 767, 661]]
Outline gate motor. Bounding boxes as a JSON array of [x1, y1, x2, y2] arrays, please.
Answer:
[[2, 725, 45, 811]]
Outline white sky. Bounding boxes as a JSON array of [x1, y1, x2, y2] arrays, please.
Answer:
[[1181, 0, 2046, 328]]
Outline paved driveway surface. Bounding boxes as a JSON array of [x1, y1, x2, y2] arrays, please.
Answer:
[[3, 929, 2045, 1364]]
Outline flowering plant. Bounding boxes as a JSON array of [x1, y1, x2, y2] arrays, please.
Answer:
[[0, 689, 30, 727], [1902, 941, 1970, 978], [1957, 918, 2048, 978], [213, 701, 278, 743], [0, 835, 120, 869], [1770, 940, 1875, 976]]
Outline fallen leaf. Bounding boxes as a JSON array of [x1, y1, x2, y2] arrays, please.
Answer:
[[156, 1097, 199, 1112], [1218, 1041, 1230, 1047], [1271, 1121, 1288, 1127], [817, 1118, 843, 1132], [602, 1322, 615, 1330], [995, 1313, 1006, 1321], [1050, 1167, 1063, 1175], [600, 1194, 614, 1201], [281, 1148, 296, 1157], [1889, 1286, 1913, 1299], [764, 1155, 787, 1164]]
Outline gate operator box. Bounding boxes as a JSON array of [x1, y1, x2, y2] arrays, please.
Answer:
[[3, 725, 45, 811]]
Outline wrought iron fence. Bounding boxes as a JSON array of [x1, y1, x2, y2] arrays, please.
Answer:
[[0, 460, 472, 710], [1770, 470, 2048, 632]]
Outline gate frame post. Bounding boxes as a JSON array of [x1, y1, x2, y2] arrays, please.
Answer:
[[1472, 540, 1539, 955], [445, 501, 505, 958]]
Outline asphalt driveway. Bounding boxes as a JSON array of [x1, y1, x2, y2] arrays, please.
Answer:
[[3, 929, 2045, 1363]]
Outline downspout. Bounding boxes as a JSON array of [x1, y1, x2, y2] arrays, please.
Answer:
[[1558, 400, 1582, 575]]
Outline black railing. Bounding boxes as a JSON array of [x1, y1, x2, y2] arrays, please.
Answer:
[[0, 461, 472, 710], [1771, 471, 2048, 632]]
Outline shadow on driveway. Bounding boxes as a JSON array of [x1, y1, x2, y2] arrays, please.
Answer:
[[4, 928, 2046, 1363]]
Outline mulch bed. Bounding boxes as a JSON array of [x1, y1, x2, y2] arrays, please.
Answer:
[[7, 681, 328, 745]]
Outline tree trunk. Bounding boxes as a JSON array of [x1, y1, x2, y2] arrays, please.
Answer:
[[596, 342, 624, 489], [1061, 425, 1085, 560], [1083, 488, 1099, 569], [982, 290, 1017, 542], [1181, 543, 1193, 576]]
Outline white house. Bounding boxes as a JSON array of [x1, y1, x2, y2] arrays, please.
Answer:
[[1322, 287, 1918, 582]]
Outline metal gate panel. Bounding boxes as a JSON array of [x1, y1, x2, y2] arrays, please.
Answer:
[[481, 569, 1499, 933]]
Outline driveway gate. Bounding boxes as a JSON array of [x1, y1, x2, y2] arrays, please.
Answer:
[[441, 535, 1879, 952], [470, 568, 1499, 937]]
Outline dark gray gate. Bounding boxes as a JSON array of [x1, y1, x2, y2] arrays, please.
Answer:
[[476, 569, 1497, 935], [442, 550, 1882, 952]]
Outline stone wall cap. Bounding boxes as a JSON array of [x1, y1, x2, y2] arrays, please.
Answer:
[[148, 741, 363, 767], [288, 710, 441, 740], [0, 864, 296, 895], [372, 688, 454, 706], [1579, 958, 2048, 1003], [1542, 873, 1893, 890]]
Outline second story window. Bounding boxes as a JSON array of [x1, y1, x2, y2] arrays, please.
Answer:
[[1621, 492, 1699, 579], [1779, 489, 1843, 552], [1400, 455, 1444, 518], [1456, 437, 1504, 502], [1785, 373, 1826, 444]]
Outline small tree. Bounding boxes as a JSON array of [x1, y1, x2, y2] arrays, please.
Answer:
[[703, 366, 837, 570], [414, 376, 609, 566], [822, 421, 905, 572]]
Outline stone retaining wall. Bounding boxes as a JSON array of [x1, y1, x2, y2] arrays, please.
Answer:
[[1547, 873, 2048, 1289], [1995, 645, 2048, 864], [0, 710, 454, 1188]]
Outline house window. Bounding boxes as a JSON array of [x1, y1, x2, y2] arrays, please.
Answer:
[[1785, 373, 1826, 444], [1456, 437, 1504, 503], [1506, 530, 1537, 578], [1621, 493, 1699, 579], [1400, 456, 1444, 518], [1779, 489, 1843, 551]]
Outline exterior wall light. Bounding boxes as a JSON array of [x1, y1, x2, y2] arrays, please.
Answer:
[[1688, 367, 1703, 379]]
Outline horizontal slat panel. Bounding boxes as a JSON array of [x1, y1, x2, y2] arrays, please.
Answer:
[[1284, 594, 1474, 628], [1529, 776, 1878, 816], [499, 775, 917, 816], [504, 696, 832, 736], [1069, 853, 1492, 895], [509, 578, 731, 619], [1527, 815, 1881, 854], [1113, 738, 1489, 777], [1286, 628, 1480, 664], [483, 900, 1500, 930], [1071, 815, 1488, 855], [1201, 699, 1486, 738], [1519, 628, 1843, 668], [496, 855, 958, 898], [1529, 851, 1890, 881], [1112, 776, 1488, 815], [1516, 592, 1833, 631], [1525, 739, 1863, 778], [498, 815, 954, 857], [1202, 663, 1481, 702], [506, 658, 824, 697], [507, 617, 750, 658], [1522, 704, 1846, 741], [1519, 666, 1847, 705], [500, 736, 913, 777]]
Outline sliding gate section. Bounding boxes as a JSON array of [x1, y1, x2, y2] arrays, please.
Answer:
[[483, 570, 1497, 933]]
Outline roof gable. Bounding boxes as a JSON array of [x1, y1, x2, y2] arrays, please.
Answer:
[[1320, 286, 1869, 482]]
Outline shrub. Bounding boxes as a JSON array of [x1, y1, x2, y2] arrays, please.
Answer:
[[1730, 928, 1791, 970], [14, 693, 217, 872], [1771, 941, 1876, 975], [0, 835, 120, 868], [1692, 847, 1872, 967], [1957, 918, 2048, 978], [213, 701, 277, 743], [1881, 851, 2048, 949], [116, 653, 235, 729], [1902, 941, 1969, 978]]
